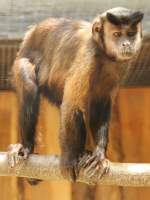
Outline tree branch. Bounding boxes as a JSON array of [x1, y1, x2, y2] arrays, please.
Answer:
[[0, 152, 150, 186]]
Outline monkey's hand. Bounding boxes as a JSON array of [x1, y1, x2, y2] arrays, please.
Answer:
[[79, 149, 109, 185], [7, 143, 30, 168], [60, 156, 79, 182]]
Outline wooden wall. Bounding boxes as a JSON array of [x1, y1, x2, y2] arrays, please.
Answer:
[[0, 88, 150, 200]]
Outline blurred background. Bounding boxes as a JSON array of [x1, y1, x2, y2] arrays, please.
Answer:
[[0, 0, 150, 200]]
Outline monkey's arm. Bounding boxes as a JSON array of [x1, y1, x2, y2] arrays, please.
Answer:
[[91, 97, 111, 157], [59, 71, 89, 181], [81, 97, 111, 181], [59, 101, 86, 181]]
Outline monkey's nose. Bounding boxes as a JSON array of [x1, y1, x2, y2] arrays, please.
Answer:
[[122, 41, 130, 47]]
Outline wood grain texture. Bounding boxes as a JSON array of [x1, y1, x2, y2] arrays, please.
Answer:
[[2, 152, 150, 187], [0, 89, 150, 199]]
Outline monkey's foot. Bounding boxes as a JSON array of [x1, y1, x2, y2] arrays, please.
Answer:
[[7, 144, 30, 168], [80, 152, 109, 184], [60, 158, 79, 182]]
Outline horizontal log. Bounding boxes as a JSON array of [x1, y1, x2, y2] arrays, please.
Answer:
[[0, 152, 150, 187]]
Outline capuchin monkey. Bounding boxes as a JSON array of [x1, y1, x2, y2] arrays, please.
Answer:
[[8, 7, 144, 183]]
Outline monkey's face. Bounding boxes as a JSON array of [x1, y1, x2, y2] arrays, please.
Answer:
[[92, 8, 144, 61], [103, 21, 143, 61]]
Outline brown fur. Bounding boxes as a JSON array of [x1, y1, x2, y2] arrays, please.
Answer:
[[11, 8, 143, 182]]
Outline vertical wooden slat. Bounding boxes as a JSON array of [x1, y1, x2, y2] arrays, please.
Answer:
[[118, 88, 150, 200], [72, 183, 96, 200], [0, 92, 19, 200], [10, 92, 19, 200]]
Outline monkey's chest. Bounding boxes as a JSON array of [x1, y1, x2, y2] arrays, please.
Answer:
[[90, 62, 121, 99]]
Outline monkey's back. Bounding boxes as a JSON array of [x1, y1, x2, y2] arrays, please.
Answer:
[[15, 18, 92, 105], [38, 19, 90, 80]]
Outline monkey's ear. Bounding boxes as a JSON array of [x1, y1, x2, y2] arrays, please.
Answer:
[[106, 12, 121, 25], [131, 11, 144, 25], [92, 18, 102, 34]]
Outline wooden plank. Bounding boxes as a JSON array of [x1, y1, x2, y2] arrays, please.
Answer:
[[0, 89, 150, 199], [72, 183, 96, 200], [118, 88, 150, 200], [0, 92, 18, 200]]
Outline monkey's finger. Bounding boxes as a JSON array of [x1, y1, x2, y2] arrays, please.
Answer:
[[82, 155, 97, 168], [101, 159, 110, 173], [85, 160, 98, 173], [82, 157, 94, 168], [7, 155, 11, 167], [14, 154, 18, 165], [85, 160, 100, 177], [88, 162, 107, 179], [97, 160, 110, 179], [88, 165, 100, 178], [12, 154, 19, 167], [9, 154, 15, 168], [8, 143, 22, 153], [78, 153, 91, 168], [15, 153, 22, 164], [7, 153, 12, 167], [97, 167, 106, 179], [85, 159, 109, 179]]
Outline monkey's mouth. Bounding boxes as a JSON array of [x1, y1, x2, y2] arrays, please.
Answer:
[[120, 49, 134, 59], [122, 51, 133, 56]]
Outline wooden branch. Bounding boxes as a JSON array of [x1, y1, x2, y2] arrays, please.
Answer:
[[0, 152, 150, 187]]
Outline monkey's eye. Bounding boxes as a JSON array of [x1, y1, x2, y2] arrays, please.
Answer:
[[113, 32, 122, 37], [127, 31, 137, 37]]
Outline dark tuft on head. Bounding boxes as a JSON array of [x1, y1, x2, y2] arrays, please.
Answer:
[[106, 7, 144, 26]]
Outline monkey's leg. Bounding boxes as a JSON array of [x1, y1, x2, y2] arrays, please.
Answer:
[[8, 89, 39, 163], [59, 103, 87, 181], [8, 59, 41, 185], [19, 88, 42, 185], [8, 59, 40, 184], [82, 97, 111, 182]]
